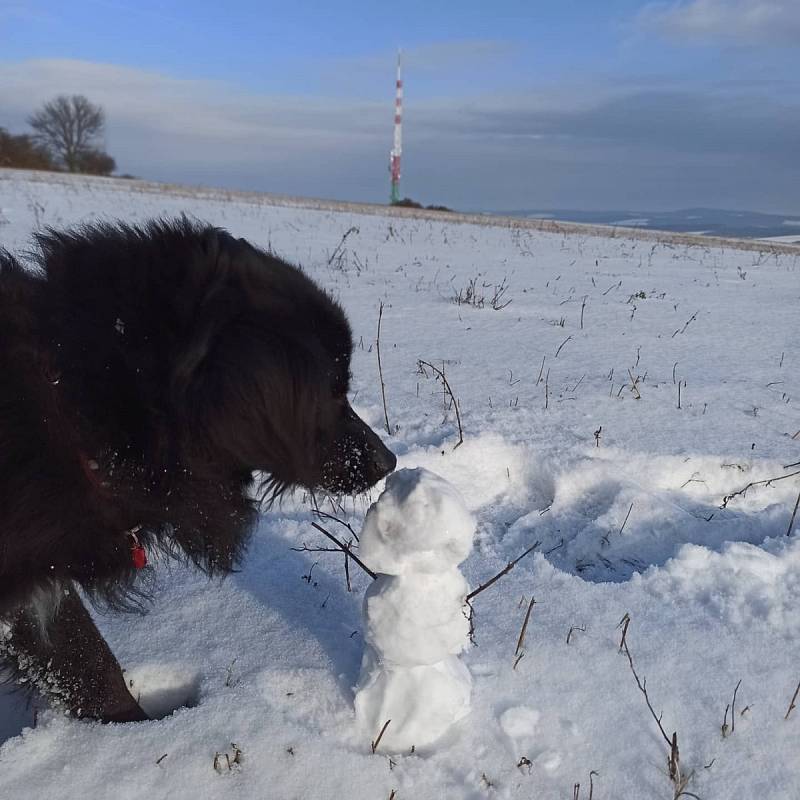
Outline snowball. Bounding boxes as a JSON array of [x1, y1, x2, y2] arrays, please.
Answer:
[[360, 468, 475, 575], [354, 651, 472, 751], [364, 572, 470, 666]]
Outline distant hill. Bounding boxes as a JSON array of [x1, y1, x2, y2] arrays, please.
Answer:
[[488, 207, 800, 241]]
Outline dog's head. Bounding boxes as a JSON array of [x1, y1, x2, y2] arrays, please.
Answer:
[[174, 229, 396, 498]]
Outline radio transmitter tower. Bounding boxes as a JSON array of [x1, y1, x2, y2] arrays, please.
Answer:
[[389, 49, 403, 204]]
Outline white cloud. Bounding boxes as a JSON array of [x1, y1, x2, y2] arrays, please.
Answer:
[[638, 0, 800, 44], [0, 59, 385, 143], [1, 57, 797, 211]]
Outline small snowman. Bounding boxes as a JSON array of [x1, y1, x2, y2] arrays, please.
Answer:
[[354, 467, 475, 752]]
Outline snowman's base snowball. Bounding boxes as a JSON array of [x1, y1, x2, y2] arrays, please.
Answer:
[[354, 649, 472, 752]]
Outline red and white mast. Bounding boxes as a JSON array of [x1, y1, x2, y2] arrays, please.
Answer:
[[389, 49, 402, 204]]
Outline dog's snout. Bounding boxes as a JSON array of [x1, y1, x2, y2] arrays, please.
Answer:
[[319, 405, 397, 493]]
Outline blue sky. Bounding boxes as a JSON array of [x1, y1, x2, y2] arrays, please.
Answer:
[[1, 0, 799, 212]]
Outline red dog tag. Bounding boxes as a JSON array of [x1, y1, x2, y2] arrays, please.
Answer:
[[131, 543, 148, 569], [129, 529, 148, 569]]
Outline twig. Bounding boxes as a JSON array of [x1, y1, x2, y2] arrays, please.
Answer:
[[627, 369, 641, 400], [680, 473, 705, 489], [730, 679, 741, 734], [417, 359, 464, 448], [344, 549, 352, 592], [466, 541, 541, 602], [372, 719, 392, 753], [544, 538, 564, 554], [620, 623, 698, 798], [566, 625, 586, 644], [602, 280, 621, 296], [619, 503, 634, 535], [225, 658, 238, 688], [545, 368, 550, 410], [786, 490, 800, 536], [312, 508, 360, 542], [672, 311, 698, 338], [301, 561, 318, 584], [327, 226, 358, 266], [785, 680, 800, 720], [721, 469, 800, 508], [377, 302, 391, 436], [514, 596, 536, 656], [580, 296, 587, 329], [621, 628, 671, 747], [464, 597, 476, 646], [568, 374, 585, 393], [617, 613, 630, 653], [555, 335, 573, 358], [536, 355, 546, 385], [311, 522, 376, 579]]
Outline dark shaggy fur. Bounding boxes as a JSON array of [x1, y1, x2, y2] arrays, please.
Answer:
[[0, 219, 395, 721]]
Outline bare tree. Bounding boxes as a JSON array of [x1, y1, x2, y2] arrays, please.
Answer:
[[28, 95, 108, 173]]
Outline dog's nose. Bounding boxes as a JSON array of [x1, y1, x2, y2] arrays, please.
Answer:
[[371, 440, 397, 478]]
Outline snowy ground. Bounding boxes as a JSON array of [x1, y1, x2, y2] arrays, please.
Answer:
[[1, 170, 799, 799]]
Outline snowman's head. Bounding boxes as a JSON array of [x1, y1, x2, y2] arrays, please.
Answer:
[[359, 468, 475, 575]]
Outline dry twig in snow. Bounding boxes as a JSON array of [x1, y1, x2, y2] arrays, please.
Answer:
[[721, 470, 800, 509], [417, 359, 464, 449], [466, 541, 541, 602], [376, 302, 392, 436]]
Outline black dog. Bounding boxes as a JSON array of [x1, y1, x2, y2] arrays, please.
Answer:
[[0, 219, 395, 722]]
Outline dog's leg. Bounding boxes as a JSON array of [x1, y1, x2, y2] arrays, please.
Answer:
[[1, 586, 148, 723]]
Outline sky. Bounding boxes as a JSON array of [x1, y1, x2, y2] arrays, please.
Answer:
[[1, 0, 798, 213]]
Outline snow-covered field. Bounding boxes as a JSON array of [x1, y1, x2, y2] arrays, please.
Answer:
[[1, 170, 799, 799]]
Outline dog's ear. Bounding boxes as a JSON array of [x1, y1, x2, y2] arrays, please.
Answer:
[[168, 230, 253, 403]]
